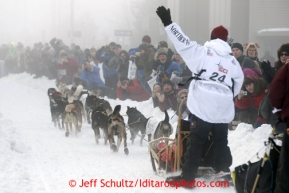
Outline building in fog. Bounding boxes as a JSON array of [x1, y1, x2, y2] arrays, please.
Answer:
[[169, 0, 289, 61]]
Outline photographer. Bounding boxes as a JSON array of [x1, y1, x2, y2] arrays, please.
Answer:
[[234, 76, 268, 128], [96, 42, 118, 90], [155, 49, 181, 83], [55, 50, 79, 84], [116, 76, 150, 102], [134, 43, 155, 80], [108, 49, 129, 79], [49, 38, 69, 58]]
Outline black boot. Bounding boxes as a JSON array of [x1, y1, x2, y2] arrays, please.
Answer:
[[166, 175, 194, 189]]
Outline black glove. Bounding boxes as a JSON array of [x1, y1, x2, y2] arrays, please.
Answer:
[[156, 6, 172, 26], [261, 60, 271, 70]]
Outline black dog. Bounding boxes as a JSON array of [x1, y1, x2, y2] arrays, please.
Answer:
[[91, 106, 109, 144], [47, 88, 68, 129], [126, 106, 151, 146], [153, 110, 173, 141], [85, 94, 112, 124]]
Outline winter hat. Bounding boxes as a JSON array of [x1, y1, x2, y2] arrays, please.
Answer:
[[245, 43, 260, 56], [109, 42, 116, 47], [211, 25, 228, 41], [162, 79, 174, 88], [142, 35, 151, 44], [158, 41, 168, 49], [243, 68, 259, 78], [119, 76, 129, 82], [157, 49, 167, 57], [138, 43, 148, 51], [277, 43, 289, 58], [115, 44, 122, 49], [231, 42, 244, 52]]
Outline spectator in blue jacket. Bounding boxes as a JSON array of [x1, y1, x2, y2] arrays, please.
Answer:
[[80, 61, 104, 89], [96, 42, 118, 90], [80, 61, 115, 99], [155, 49, 182, 83]]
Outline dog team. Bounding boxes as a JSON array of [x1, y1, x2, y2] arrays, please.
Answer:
[[47, 78, 173, 155]]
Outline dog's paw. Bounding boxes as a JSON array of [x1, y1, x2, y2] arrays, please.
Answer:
[[124, 147, 129, 155], [65, 132, 69, 137]]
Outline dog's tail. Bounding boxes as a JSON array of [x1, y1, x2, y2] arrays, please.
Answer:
[[113, 105, 121, 116], [163, 110, 169, 123], [73, 85, 84, 100]]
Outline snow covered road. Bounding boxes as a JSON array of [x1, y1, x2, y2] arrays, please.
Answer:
[[0, 73, 273, 193]]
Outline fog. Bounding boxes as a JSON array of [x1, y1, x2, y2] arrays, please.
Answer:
[[0, 0, 167, 50], [1, 0, 288, 56]]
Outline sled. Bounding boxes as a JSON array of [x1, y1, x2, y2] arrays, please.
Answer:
[[148, 137, 176, 175], [148, 100, 215, 177]]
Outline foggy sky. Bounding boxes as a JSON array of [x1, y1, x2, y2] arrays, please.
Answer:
[[0, 0, 138, 48]]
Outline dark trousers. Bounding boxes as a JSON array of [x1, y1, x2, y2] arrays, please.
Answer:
[[275, 126, 289, 193], [104, 73, 118, 91], [182, 114, 232, 180]]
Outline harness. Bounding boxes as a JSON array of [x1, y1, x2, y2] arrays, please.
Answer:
[[112, 115, 123, 122], [177, 69, 205, 87], [178, 69, 235, 96], [94, 110, 107, 116], [51, 91, 63, 97], [71, 101, 82, 113]]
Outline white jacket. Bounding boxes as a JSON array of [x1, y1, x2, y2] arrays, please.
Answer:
[[165, 23, 244, 123]]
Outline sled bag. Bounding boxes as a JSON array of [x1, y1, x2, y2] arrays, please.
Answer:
[[233, 138, 281, 193]]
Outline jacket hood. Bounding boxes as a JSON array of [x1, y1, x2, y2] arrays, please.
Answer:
[[204, 39, 232, 56]]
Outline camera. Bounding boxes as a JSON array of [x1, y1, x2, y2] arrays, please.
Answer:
[[241, 90, 247, 95]]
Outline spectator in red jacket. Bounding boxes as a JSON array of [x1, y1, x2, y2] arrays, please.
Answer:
[[270, 59, 289, 193], [234, 76, 268, 128], [56, 50, 79, 84], [116, 76, 150, 102]]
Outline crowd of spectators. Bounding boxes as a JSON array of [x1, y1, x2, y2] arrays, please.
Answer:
[[0, 37, 288, 129]]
